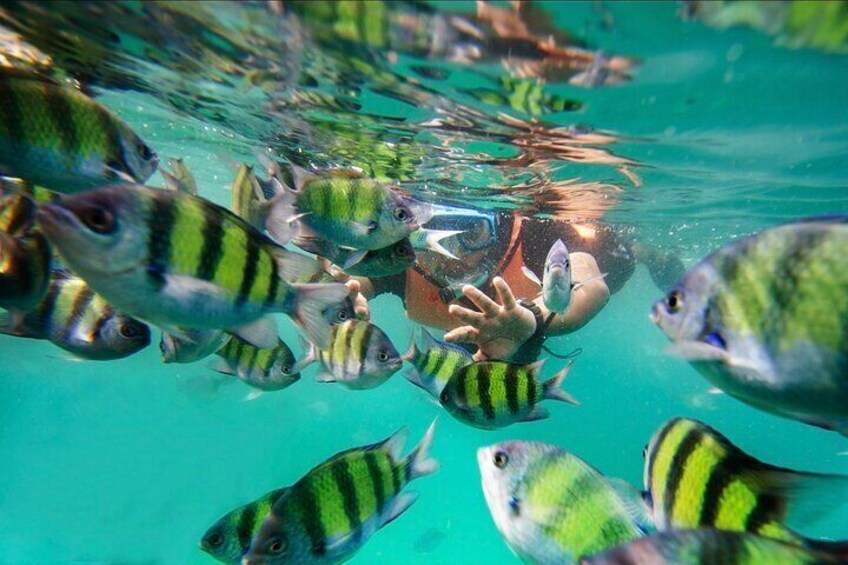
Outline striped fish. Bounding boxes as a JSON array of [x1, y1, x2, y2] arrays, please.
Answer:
[[244, 420, 438, 565], [651, 216, 848, 435], [402, 327, 473, 399], [36, 184, 348, 350], [209, 334, 300, 392], [294, 319, 402, 390], [643, 418, 848, 549], [478, 441, 651, 565], [465, 76, 583, 116], [582, 529, 848, 565], [294, 235, 417, 279], [439, 359, 578, 430], [201, 487, 289, 565], [161, 157, 198, 195], [230, 163, 269, 231], [0, 68, 158, 192], [0, 228, 51, 312], [266, 166, 427, 251], [160, 328, 229, 364], [0, 270, 150, 360], [0, 193, 37, 235]]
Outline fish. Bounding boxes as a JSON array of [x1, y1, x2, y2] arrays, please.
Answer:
[[0, 193, 37, 235], [402, 327, 473, 398], [0, 270, 150, 360], [522, 239, 606, 316], [580, 529, 848, 565], [160, 328, 229, 364], [0, 229, 52, 313], [0, 68, 158, 192], [230, 163, 269, 230], [35, 184, 349, 350], [161, 157, 198, 195], [265, 166, 429, 250], [293, 235, 416, 278], [293, 319, 403, 390], [209, 334, 300, 392], [201, 487, 289, 565], [650, 216, 848, 434], [243, 420, 438, 565], [478, 441, 652, 565], [464, 76, 583, 116], [643, 417, 848, 548], [439, 359, 578, 429]]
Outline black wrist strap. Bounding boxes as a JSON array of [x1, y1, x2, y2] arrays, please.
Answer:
[[510, 298, 552, 364]]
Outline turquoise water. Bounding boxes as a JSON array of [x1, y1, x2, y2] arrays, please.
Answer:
[[1, 1, 847, 563]]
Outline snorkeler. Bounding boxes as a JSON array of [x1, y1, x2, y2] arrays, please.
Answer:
[[344, 204, 683, 363]]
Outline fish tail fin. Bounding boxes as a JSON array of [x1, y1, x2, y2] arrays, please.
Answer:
[[290, 335, 317, 374], [265, 178, 301, 245], [405, 418, 439, 481], [286, 283, 348, 350], [542, 360, 579, 405]]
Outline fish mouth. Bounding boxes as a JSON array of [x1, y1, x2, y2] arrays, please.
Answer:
[[389, 358, 404, 371]]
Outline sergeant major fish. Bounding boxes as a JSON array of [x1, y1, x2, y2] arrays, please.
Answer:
[[644, 417, 848, 548], [403, 326, 473, 398], [293, 319, 403, 390], [209, 334, 300, 392], [581, 529, 848, 565], [0, 68, 158, 192], [0, 269, 150, 360], [440, 359, 578, 429], [201, 487, 289, 565], [650, 216, 848, 435], [35, 184, 348, 350], [243, 420, 438, 565], [478, 441, 651, 565], [523, 239, 606, 316]]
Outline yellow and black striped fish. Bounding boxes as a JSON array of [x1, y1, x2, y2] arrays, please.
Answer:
[[210, 334, 300, 392], [0, 211, 51, 313], [244, 420, 438, 565], [201, 487, 289, 565], [439, 359, 578, 430], [36, 184, 348, 350], [0, 68, 158, 193], [644, 417, 848, 548], [0, 270, 150, 360], [0, 193, 37, 235]]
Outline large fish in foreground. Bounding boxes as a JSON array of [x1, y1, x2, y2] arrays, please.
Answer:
[[522, 239, 606, 316], [478, 441, 651, 565], [35, 185, 348, 349], [0, 69, 158, 192], [243, 420, 438, 564], [644, 418, 848, 548], [581, 529, 848, 565], [439, 359, 578, 429], [651, 216, 848, 434]]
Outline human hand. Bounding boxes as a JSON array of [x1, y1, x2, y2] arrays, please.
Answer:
[[444, 276, 536, 361], [343, 278, 370, 320]]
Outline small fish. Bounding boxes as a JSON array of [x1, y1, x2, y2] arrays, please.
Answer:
[[0, 270, 150, 360], [266, 166, 429, 250], [478, 441, 651, 565], [293, 319, 403, 389], [230, 163, 268, 230], [650, 216, 848, 434], [0, 229, 51, 312], [465, 76, 583, 116], [161, 158, 198, 195], [581, 529, 848, 565], [522, 239, 606, 316], [209, 334, 300, 392], [201, 487, 289, 565], [644, 417, 848, 547], [403, 327, 473, 398], [0, 68, 158, 192], [439, 359, 578, 429], [244, 420, 438, 565], [35, 184, 348, 350], [160, 328, 229, 364], [341, 238, 416, 278]]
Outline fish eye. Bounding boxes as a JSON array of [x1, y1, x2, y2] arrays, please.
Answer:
[[282, 364, 292, 374], [493, 451, 509, 469], [137, 142, 154, 161], [377, 351, 390, 362], [77, 205, 116, 235], [266, 537, 287, 555], [119, 323, 141, 339], [337, 310, 349, 321], [205, 532, 224, 547], [394, 207, 410, 221], [665, 290, 683, 313], [395, 245, 410, 257]]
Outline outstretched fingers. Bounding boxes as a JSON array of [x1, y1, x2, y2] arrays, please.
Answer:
[[448, 303, 485, 327], [444, 325, 480, 344], [461, 284, 501, 317], [492, 277, 517, 310]]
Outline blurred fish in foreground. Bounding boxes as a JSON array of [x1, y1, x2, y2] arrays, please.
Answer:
[[244, 420, 438, 564], [581, 528, 848, 565], [0, 194, 51, 312], [644, 417, 848, 548], [0, 270, 150, 360], [478, 441, 651, 565], [0, 67, 158, 192], [35, 184, 348, 350], [651, 216, 848, 435]]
